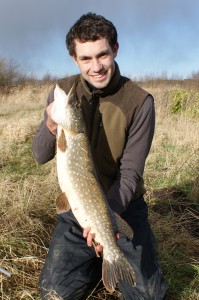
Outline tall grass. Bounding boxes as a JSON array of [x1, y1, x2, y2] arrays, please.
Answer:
[[0, 80, 198, 299]]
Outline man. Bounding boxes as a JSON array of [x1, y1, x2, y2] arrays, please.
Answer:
[[32, 12, 168, 300]]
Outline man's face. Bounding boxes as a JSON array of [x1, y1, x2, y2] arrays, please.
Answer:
[[71, 38, 118, 89]]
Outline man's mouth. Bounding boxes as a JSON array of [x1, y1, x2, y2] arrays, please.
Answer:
[[91, 71, 107, 79]]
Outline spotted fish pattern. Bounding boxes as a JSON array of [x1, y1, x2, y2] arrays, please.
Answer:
[[51, 83, 136, 292]]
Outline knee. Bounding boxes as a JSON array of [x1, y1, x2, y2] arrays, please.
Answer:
[[39, 271, 93, 300], [39, 271, 61, 300]]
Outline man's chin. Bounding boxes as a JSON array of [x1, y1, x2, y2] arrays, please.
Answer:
[[89, 78, 109, 89]]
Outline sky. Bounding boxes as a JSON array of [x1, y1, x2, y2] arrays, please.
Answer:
[[0, 0, 199, 79]]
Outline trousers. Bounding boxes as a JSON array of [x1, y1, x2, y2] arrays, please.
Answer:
[[39, 197, 168, 299]]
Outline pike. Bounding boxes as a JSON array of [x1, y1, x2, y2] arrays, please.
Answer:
[[51, 83, 136, 293]]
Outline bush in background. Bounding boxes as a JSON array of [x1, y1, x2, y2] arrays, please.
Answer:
[[0, 58, 58, 91], [0, 58, 30, 87], [170, 88, 199, 118]]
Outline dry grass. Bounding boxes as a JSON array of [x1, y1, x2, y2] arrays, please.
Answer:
[[0, 80, 198, 299]]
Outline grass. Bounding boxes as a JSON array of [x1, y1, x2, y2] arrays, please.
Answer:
[[0, 81, 198, 299], [143, 82, 199, 299]]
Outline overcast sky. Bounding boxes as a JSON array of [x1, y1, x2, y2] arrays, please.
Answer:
[[1, 0, 199, 79]]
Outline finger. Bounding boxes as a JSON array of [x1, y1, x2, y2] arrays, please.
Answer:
[[83, 227, 91, 238], [46, 116, 57, 135], [94, 245, 103, 257], [87, 233, 93, 247], [92, 242, 103, 257], [96, 244, 103, 252]]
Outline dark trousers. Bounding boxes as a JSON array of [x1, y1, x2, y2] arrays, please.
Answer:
[[39, 197, 168, 299]]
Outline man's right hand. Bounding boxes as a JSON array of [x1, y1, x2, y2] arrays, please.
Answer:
[[46, 103, 58, 135]]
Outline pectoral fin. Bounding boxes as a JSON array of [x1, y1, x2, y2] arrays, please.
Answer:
[[56, 192, 70, 214], [114, 213, 134, 240], [57, 129, 67, 152]]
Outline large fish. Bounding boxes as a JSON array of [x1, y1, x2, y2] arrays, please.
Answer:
[[51, 83, 136, 293]]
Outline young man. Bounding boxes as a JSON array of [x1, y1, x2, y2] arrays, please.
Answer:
[[32, 13, 168, 300]]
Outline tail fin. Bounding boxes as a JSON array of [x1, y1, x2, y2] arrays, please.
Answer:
[[102, 253, 136, 293]]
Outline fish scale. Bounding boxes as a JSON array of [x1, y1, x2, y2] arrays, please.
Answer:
[[51, 83, 136, 293]]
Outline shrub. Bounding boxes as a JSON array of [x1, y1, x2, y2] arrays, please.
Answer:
[[170, 88, 199, 118]]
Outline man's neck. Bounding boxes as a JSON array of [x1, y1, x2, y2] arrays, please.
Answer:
[[81, 62, 121, 96]]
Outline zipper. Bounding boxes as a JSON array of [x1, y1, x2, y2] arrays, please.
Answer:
[[89, 93, 99, 142], [94, 114, 103, 149]]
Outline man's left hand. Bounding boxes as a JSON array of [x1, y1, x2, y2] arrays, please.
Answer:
[[83, 227, 103, 254]]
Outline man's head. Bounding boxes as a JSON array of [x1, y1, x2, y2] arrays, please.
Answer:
[[66, 13, 119, 89], [66, 12, 118, 57]]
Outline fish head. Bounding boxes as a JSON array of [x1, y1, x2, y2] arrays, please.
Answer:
[[51, 83, 84, 134]]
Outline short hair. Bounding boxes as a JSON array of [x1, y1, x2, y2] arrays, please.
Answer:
[[66, 12, 118, 56]]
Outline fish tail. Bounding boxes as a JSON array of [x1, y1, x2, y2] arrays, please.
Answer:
[[102, 253, 136, 293]]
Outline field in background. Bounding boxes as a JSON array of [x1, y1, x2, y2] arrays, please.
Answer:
[[0, 79, 198, 299]]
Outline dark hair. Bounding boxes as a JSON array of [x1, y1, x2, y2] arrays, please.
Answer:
[[66, 12, 118, 56]]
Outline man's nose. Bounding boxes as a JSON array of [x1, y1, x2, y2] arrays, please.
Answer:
[[91, 59, 102, 72]]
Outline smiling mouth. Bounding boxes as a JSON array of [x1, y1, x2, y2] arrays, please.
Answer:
[[91, 72, 107, 79]]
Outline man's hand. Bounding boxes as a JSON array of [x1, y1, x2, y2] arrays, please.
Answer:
[[83, 227, 120, 256], [46, 103, 57, 135], [83, 227, 103, 254]]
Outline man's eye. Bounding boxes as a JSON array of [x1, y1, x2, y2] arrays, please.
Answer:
[[99, 52, 108, 59], [81, 57, 90, 61]]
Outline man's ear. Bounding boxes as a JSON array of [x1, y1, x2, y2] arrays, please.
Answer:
[[71, 55, 78, 66], [113, 42, 119, 58]]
